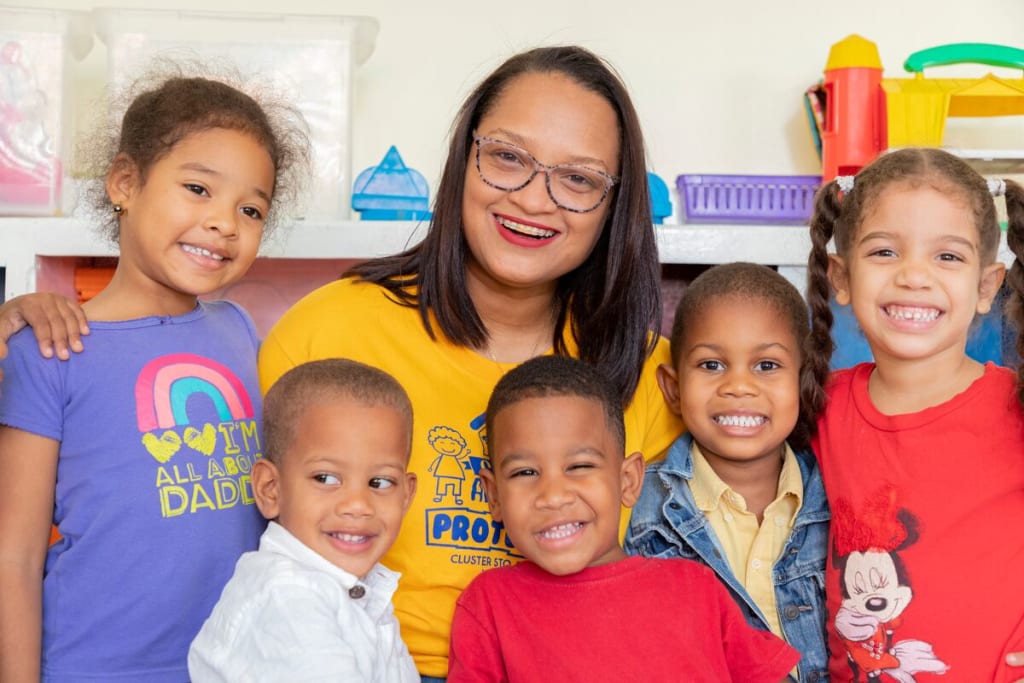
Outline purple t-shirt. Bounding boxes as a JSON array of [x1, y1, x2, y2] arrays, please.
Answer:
[[0, 301, 266, 682]]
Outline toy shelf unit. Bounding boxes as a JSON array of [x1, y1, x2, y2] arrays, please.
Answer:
[[0, 217, 428, 338], [820, 35, 1024, 180]]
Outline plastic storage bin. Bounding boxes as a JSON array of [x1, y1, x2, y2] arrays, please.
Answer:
[[0, 8, 92, 216], [676, 174, 821, 224], [93, 8, 378, 220]]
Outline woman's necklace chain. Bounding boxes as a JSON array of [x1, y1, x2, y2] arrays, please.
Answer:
[[484, 329, 550, 365], [481, 305, 558, 368]]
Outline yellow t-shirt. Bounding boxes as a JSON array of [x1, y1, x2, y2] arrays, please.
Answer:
[[687, 441, 802, 641], [259, 277, 683, 677]]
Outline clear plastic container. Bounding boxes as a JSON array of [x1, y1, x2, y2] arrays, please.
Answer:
[[0, 8, 92, 216], [93, 8, 378, 219]]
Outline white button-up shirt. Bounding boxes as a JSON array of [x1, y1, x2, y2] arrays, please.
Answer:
[[189, 522, 419, 682]]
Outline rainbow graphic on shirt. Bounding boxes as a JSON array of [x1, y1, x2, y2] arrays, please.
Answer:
[[136, 352, 254, 432], [136, 353, 261, 517]]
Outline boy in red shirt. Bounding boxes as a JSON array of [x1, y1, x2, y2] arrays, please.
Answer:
[[447, 355, 799, 682]]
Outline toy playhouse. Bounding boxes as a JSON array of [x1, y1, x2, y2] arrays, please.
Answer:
[[820, 34, 1024, 180]]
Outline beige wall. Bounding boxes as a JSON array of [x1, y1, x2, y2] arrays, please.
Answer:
[[14, 0, 1024, 214]]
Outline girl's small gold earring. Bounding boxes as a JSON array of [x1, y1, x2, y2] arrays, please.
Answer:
[[113, 204, 123, 214]]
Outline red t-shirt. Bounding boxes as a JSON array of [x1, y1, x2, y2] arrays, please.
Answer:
[[448, 555, 798, 682], [814, 363, 1024, 682]]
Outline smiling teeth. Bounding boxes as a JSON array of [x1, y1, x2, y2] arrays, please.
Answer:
[[331, 533, 368, 543], [886, 306, 939, 322], [715, 415, 766, 428], [182, 244, 224, 261], [497, 217, 556, 239], [540, 523, 582, 539]]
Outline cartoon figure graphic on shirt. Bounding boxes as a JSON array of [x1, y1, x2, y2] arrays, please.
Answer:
[[423, 418, 519, 559], [427, 426, 472, 504], [832, 485, 948, 682]]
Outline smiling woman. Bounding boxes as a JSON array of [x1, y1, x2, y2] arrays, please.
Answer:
[[257, 45, 684, 679]]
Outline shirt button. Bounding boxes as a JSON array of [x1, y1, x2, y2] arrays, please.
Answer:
[[773, 515, 785, 527], [349, 585, 366, 599], [784, 605, 800, 620], [723, 512, 734, 522], [751, 558, 762, 570]]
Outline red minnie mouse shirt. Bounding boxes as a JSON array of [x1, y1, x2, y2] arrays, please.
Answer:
[[814, 363, 1024, 683]]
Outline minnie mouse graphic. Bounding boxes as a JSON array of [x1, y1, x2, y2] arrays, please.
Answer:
[[832, 485, 949, 682]]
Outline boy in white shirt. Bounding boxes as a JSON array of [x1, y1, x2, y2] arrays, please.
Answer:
[[189, 358, 419, 682]]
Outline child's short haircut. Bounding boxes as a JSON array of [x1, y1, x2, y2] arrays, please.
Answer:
[[262, 359, 413, 464], [485, 355, 625, 452], [669, 263, 808, 364], [669, 262, 815, 448]]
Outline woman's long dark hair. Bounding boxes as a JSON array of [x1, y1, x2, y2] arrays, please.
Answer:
[[347, 46, 661, 404]]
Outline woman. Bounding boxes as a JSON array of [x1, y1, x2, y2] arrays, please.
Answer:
[[258, 46, 683, 680]]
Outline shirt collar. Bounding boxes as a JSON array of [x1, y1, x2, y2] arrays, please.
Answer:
[[776, 442, 804, 517], [687, 441, 803, 518], [688, 442, 732, 512], [260, 521, 400, 620]]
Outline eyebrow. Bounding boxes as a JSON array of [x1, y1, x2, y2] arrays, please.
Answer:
[[497, 445, 608, 469], [179, 162, 273, 205], [483, 128, 612, 170], [858, 231, 978, 253], [688, 341, 792, 355]]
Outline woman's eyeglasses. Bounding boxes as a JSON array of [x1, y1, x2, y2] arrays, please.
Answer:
[[473, 135, 619, 213]]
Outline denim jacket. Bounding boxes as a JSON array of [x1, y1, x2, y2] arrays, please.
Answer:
[[625, 433, 830, 682]]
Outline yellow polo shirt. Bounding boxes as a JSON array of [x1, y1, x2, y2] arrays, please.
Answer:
[[686, 441, 802, 641]]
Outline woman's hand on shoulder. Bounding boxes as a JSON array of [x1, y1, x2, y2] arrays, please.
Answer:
[[0, 293, 89, 365]]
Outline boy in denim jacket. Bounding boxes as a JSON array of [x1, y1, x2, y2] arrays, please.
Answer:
[[625, 263, 830, 682]]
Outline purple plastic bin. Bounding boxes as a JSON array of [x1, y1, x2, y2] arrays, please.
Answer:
[[676, 174, 821, 224]]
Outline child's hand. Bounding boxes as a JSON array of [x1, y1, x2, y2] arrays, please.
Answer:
[[0, 293, 89, 367], [1007, 651, 1024, 681]]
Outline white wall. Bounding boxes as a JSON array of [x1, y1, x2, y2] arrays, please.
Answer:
[[13, 0, 1024, 217]]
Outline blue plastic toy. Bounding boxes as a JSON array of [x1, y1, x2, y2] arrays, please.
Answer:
[[648, 172, 671, 224], [352, 146, 431, 220]]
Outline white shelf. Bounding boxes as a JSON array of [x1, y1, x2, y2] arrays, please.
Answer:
[[0, 217, 433, 299], [942, 148, 1024, 175], [0, 217, 1013, 300]]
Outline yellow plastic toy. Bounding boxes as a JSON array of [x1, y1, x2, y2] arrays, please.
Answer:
[[886, 43, 1024, 147], [820, 35, 1024, 179]]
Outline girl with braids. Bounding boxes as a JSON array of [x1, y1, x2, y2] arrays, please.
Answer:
[[806, 147, 1024, 682]]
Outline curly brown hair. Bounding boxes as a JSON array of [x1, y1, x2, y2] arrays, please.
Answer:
[[79, 61, 310, 243]]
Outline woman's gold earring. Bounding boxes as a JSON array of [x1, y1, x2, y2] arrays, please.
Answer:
[[113, 204, 123, 214]]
